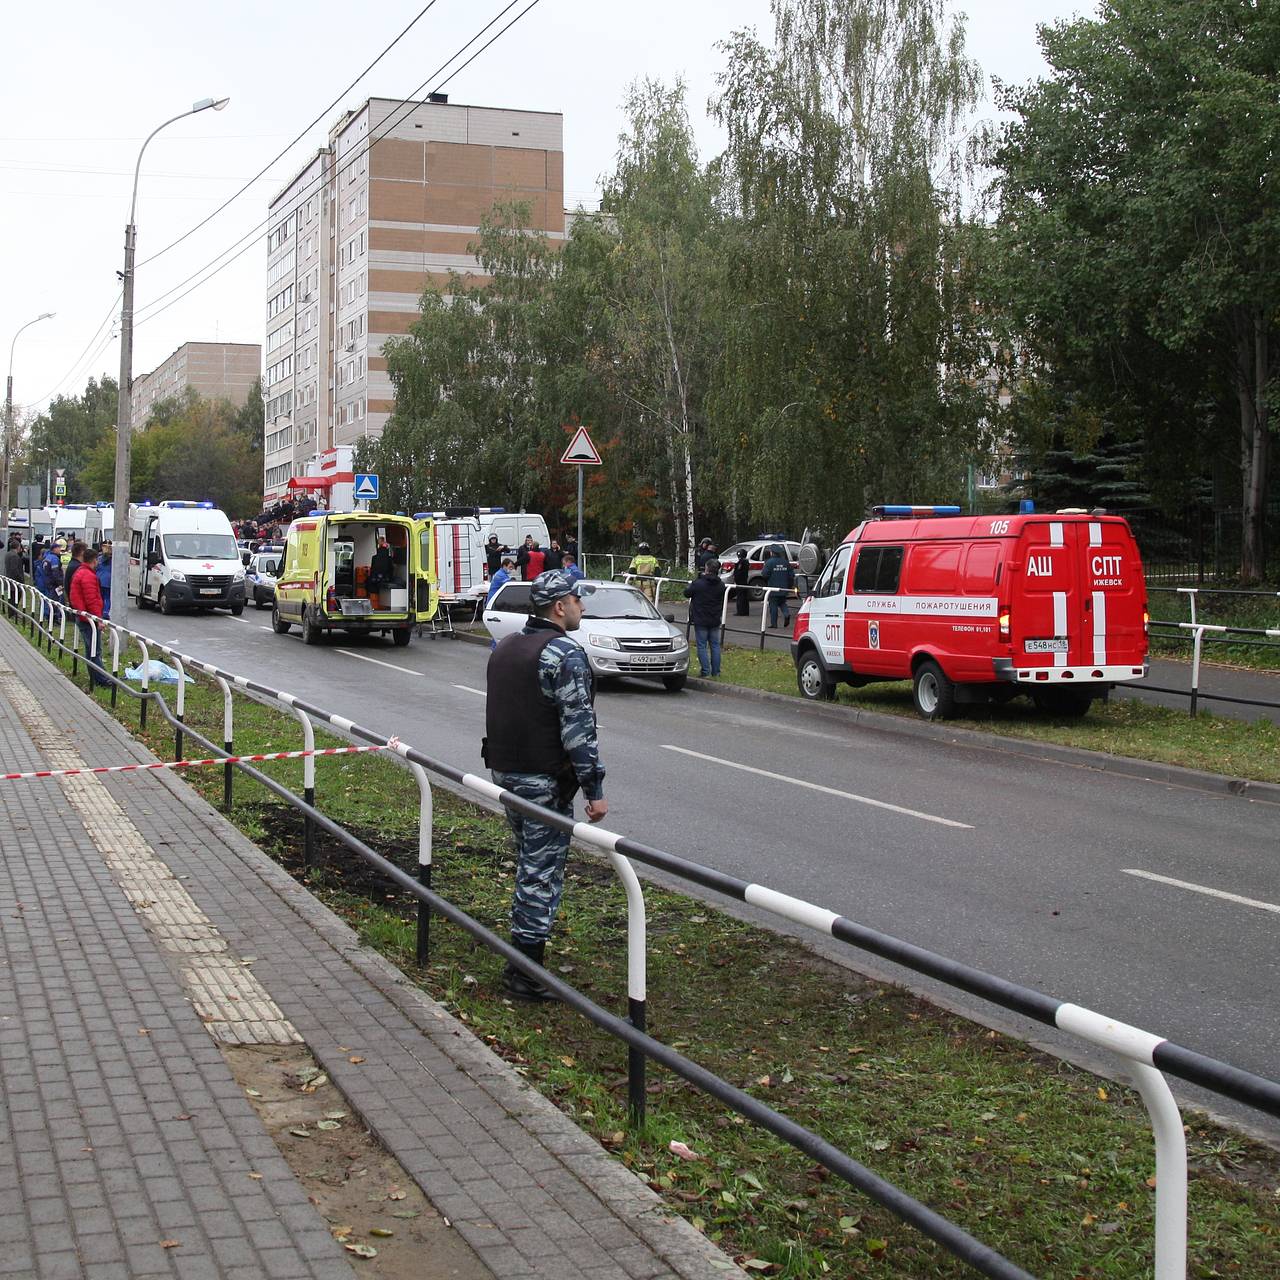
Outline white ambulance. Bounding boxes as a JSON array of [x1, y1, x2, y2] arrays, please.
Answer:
[[127, 501, 247, 615], [414, 507, 550, 607]]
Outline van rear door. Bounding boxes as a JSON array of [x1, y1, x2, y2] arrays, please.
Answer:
[[1010, 519, 1082, 671], [1078, 518, 1147, 668], [412, 519, 438, 621]]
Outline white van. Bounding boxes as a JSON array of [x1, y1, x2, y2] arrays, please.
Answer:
[[414, 507, 551, 606], [53, 504, 104, 546], [127, 501, 247, 615]]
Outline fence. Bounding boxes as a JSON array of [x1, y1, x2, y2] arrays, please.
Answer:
[[5, 574, 1280, 1280], [1114, 504, 1280, 585], [612, 572, 797, 651]]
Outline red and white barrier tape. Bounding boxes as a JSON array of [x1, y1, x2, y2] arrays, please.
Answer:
[[1, 739, 399, 783]]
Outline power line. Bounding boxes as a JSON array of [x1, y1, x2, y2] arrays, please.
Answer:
[[134, 0, 445, 271], [22, 295, 121, 410], [431, 0, 542, 93], [133, 0, 542, 328]]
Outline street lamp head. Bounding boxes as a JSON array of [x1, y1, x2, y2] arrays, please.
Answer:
[[37, 312, 55, 322], [192, 96, 230, 113]]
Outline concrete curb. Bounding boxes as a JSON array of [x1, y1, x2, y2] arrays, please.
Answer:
[[453, 626, 1280, 804]]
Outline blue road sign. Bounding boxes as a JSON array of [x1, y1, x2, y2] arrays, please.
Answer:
[[353, 473, 379, 501]]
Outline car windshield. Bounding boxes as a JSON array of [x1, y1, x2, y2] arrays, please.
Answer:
[[253, 555, 280, 574], [162, 534, 238, 560], [582, 587, 661, 620]]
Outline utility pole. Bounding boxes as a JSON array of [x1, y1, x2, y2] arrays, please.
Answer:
[[110, 97, 229, 627]]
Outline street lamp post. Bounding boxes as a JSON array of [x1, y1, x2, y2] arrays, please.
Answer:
[[3, 312, 56, 529], [110, 96, 229, 627]]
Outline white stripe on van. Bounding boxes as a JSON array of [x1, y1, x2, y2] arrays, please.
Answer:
[[1049, 522, 1064, 547], [1089, 522, 1103, 547], [1052, 592, 1068, 666], [1093, 592, 1107, 664]]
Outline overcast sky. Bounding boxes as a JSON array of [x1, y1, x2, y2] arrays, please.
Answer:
[[1, 0, 1090, 420]]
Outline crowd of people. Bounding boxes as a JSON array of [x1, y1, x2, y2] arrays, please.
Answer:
[[5, 530, 115, 688], [483, 534, 582, 604]]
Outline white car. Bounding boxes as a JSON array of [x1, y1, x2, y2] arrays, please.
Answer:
[[483, 579, 690, 691], [246, 551, 282, 609]]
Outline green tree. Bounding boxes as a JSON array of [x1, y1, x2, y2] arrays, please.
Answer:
[[993, 0, 1280, 580], [26, 376, 118, 501], [232, 378, 265, 451], [710, 0, 996, 533]]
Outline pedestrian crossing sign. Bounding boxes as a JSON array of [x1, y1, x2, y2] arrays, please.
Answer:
[[353, 473, 379, 500]]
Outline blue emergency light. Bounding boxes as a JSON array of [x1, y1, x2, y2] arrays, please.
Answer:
[[872, 504, 962, 518]]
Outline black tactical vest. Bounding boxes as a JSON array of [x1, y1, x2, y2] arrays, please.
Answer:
[[483, 630, 568, 774]]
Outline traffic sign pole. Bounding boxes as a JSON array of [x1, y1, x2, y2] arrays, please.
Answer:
[[559, 426, 601, 569], [577, 466, 584, 566]]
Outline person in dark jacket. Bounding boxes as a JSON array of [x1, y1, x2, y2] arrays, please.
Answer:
[[694, 538, 719, 574], [683, 556, 727, 677], [37, 540, 65, 601], [483, 570, 607, 1000], [95, 543, 113, 617], [4, 537, 25, 617], [731, 548, 751, 616], [484, 535, 506, 575], [764, 545, 796, 628]]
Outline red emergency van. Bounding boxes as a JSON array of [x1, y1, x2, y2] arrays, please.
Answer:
[[790, 505, 1149, 718]]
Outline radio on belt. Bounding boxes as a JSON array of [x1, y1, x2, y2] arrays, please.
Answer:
[[791, 503, 1149, 720]]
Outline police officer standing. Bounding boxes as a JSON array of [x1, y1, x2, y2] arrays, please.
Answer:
[[483, 570, 608, 1000]]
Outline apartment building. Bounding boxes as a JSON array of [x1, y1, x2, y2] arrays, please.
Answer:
[[130, 341, 262, 432], [262, 95, 565, 504]]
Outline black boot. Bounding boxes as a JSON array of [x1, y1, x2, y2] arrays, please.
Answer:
[[502, 938, 557, 1002]]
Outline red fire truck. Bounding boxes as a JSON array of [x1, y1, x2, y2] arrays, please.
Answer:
[[790, 505, 1149, 718]]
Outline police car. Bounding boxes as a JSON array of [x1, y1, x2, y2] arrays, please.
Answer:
[[246, 549, 283, 609], [483, 579, 690, 691], [719, 537, 801, 599]]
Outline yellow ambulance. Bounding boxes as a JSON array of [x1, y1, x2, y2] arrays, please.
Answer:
[[272, 510, 437, 646]]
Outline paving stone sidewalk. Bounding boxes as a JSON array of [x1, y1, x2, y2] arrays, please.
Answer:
[[0, 617, 739, 1280]]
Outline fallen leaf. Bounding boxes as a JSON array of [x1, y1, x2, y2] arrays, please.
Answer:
[[344, 1243, 377, 1258], [668, 1140, 701, 1161], [325, 1110, 348, 1121], [369, 1228, 394, 1238], [387, 1189, 407, 1201], [1097, 1087, 1108, 1101], [288, 1128, 311, 1139], [316, 1120, 341, 1131], [870, 1139, 890, 1152], [390, 1210, 420, 1220], [349, 1056, 365, 1065], [247, 1173, 263, 1181], [244, 1088, 262, 1098], [159, 1240, 181, 1250], [560, 1056, 576, 1068]]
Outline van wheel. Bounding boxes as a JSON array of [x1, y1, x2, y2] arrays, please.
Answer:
[[159, 590, 175, 617], [301, 610, 319, 645], [749, 575, 766, 602], [135, 590, 151, 610], [255, 595, 266, 610], [797, 651, 837, 701], [271, 606, 291, 635], [230, 604, 244, 617], [1033, 688, 1093, 718], [913, 659, 956, 720], [662, 674, 687, 692], [391, 627, 411, 648]]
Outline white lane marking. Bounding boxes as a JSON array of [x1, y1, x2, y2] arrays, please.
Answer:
[[1123, 869, 1280, 916], [453, 684, 485, 696], [259, 627, 273, 633], [335, 648, 422, 676], [661, 745, 973, 829]]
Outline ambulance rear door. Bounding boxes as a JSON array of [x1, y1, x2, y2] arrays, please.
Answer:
[[412, 518, 438, 621]]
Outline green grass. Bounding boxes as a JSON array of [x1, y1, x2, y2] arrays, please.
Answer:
[[716, 648, 1280, 785], [16, 619, 1280, 1278]]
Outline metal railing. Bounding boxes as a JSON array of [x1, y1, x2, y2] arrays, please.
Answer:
[[612, 572, 798, 652], [1146, 586, 1280, 716], [5, 572, 1280, 1280]]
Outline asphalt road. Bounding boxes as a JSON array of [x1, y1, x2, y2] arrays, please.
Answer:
[[123, 604, 1280, 1134]]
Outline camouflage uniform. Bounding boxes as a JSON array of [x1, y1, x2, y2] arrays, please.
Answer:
[[492, 621, 605, 945]]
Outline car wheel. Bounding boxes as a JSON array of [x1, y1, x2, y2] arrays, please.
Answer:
[[749, 575, 766, 601], [1032, 688, 1093, 718], [912, 659, 956, 720], [255, 594, 266, 610], [662, 674, 687, 692], [391, 627, 411, 647], [796, 650, 837, 701], [230, 603, 244, 617], [301, 609, 318, 645], [271, 606, 291, 635], [159, 589, 174, 616]]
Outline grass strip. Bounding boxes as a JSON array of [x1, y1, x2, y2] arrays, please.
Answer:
[[16, 620, 1280, 1278], [711, 648, 1280, 786]]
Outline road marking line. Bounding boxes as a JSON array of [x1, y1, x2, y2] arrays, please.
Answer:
[[453, 684, 485, 696], [335, 649, 422, 676], [661, 745, 973, 828], [1123, 869, 1280, 915]]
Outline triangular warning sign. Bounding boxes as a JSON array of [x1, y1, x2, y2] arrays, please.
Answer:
[[560, 425, 602, 466], [354, 475, 378, 498]]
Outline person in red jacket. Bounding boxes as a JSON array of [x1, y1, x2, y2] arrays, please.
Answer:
[[69, 547, 110, 689]]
